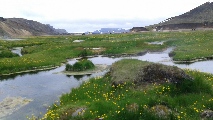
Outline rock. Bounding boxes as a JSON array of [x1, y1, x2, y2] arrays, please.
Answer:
[[0, 18, 64, 38], [136, 63, 193, 84], [0, 17, 6, 21], [168, 51, 176, 57], [0, 97, 32, 118], [137, 51, 148, 56], [73, 40, 84, 43], [111, 80, 124, 88], [54, 29, 68, 34], [130, 27, 149, 32], [95, 118, 104, 120], [126, 103, 139, 112], [72, 108, 86, 117], [150, 105, 172, 119], [200, 109, 213, 119], [147, 2, 213, 31]]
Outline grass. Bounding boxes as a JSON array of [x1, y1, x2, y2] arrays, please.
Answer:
[[34, 59, 213, 120], [1, 31, 213, 75], [0, 49, 19, 58], [0, 33, 167, 75], [165, 31, 213, 61], [110, 59, 150, 83]]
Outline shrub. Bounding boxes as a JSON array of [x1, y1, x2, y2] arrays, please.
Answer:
[[73, 62, 84, 71], [65, 59, 95, 72], [78, 49, 88, 58], [65, 64, 73, 71], [83, 59, 95, 69], [0, 50, 19, 58], [161, 76, 212, 96], [176, 76, 212, 94]]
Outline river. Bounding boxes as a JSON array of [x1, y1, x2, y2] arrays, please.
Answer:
[[1, 47, 213, 120]]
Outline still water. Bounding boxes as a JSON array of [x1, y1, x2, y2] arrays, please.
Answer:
[[1, 47, 213, 120]]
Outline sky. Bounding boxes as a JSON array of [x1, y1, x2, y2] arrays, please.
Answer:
[[0, 0, 211, 33]]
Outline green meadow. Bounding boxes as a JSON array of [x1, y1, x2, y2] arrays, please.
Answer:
[[1, 31, 213, 75], [0, 33, 165, 75]]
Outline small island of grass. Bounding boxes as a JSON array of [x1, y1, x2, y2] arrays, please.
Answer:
[[65, 59, 95, 72], [57, 59, 108, 75]]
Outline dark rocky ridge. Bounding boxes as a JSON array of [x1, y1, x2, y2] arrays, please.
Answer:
[[147, 2, 213, 31], [0, 17, 68, 38], [130, 27, 149, 32]]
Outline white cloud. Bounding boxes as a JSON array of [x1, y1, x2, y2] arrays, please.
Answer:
[[0, 0, 209, 32]]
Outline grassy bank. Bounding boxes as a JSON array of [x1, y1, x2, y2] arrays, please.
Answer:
[[0, 33, 166, 75], [35, 59, 213, 120], [165, 31, 213, 61], [1, 31, 213, 75]]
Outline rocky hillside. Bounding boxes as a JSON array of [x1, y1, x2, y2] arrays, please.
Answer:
[[0, 17, 68, 38], [147, 2, 213, 31], [130, 27, 148, 32]]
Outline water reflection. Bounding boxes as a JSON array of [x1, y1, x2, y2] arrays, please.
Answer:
[[73, 75, 84, 80], [11, 47, 23, 56], [66, 75, 89, 80], [0, 71, 40, 81], [73, 75, 91, 80]]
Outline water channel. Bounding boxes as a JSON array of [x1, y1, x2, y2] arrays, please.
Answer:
[[1, 47, 213, 120], [11, 47, 23, 56]]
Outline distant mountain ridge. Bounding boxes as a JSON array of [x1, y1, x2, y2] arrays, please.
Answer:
[[147, 2, 213, 31], [0, 17, 68, 38], [130, 27, 148, 32], [87, 28, 129, 34]]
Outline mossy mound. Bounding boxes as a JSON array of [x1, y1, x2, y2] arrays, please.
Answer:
[[110, 59, 193, 86], [136, 63, 193, 84], [110, 59, 149, 83]]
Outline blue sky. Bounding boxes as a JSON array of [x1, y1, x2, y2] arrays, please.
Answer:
[[1, 0, 210, 32]]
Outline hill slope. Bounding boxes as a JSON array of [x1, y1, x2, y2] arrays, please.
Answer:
[[147, 2, 213, 31], [0, 17, 68, 38]]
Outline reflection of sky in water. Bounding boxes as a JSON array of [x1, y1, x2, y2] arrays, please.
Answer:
[[174, 61, 213, 74], [89, 56, 122, 65], [1, 47, 213, 119], [11, 47, 23, 56]]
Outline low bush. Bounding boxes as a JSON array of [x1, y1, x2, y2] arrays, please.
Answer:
[[73, 62, 84, 71], [164, 74, 212, 96], [65, 59, 95, 72], [78, 49, 88, 58], [0, 50, 19, 58], [65, 64, 73, 71]]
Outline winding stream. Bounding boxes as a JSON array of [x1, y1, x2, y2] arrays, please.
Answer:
[[1, 47, 213, 120], [11, 47, 23, 56]]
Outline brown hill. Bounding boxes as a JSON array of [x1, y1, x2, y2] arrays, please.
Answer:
[[147, 2, 213, 31], [0, 17, 67, 38], [130, 27, 149, 32]]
